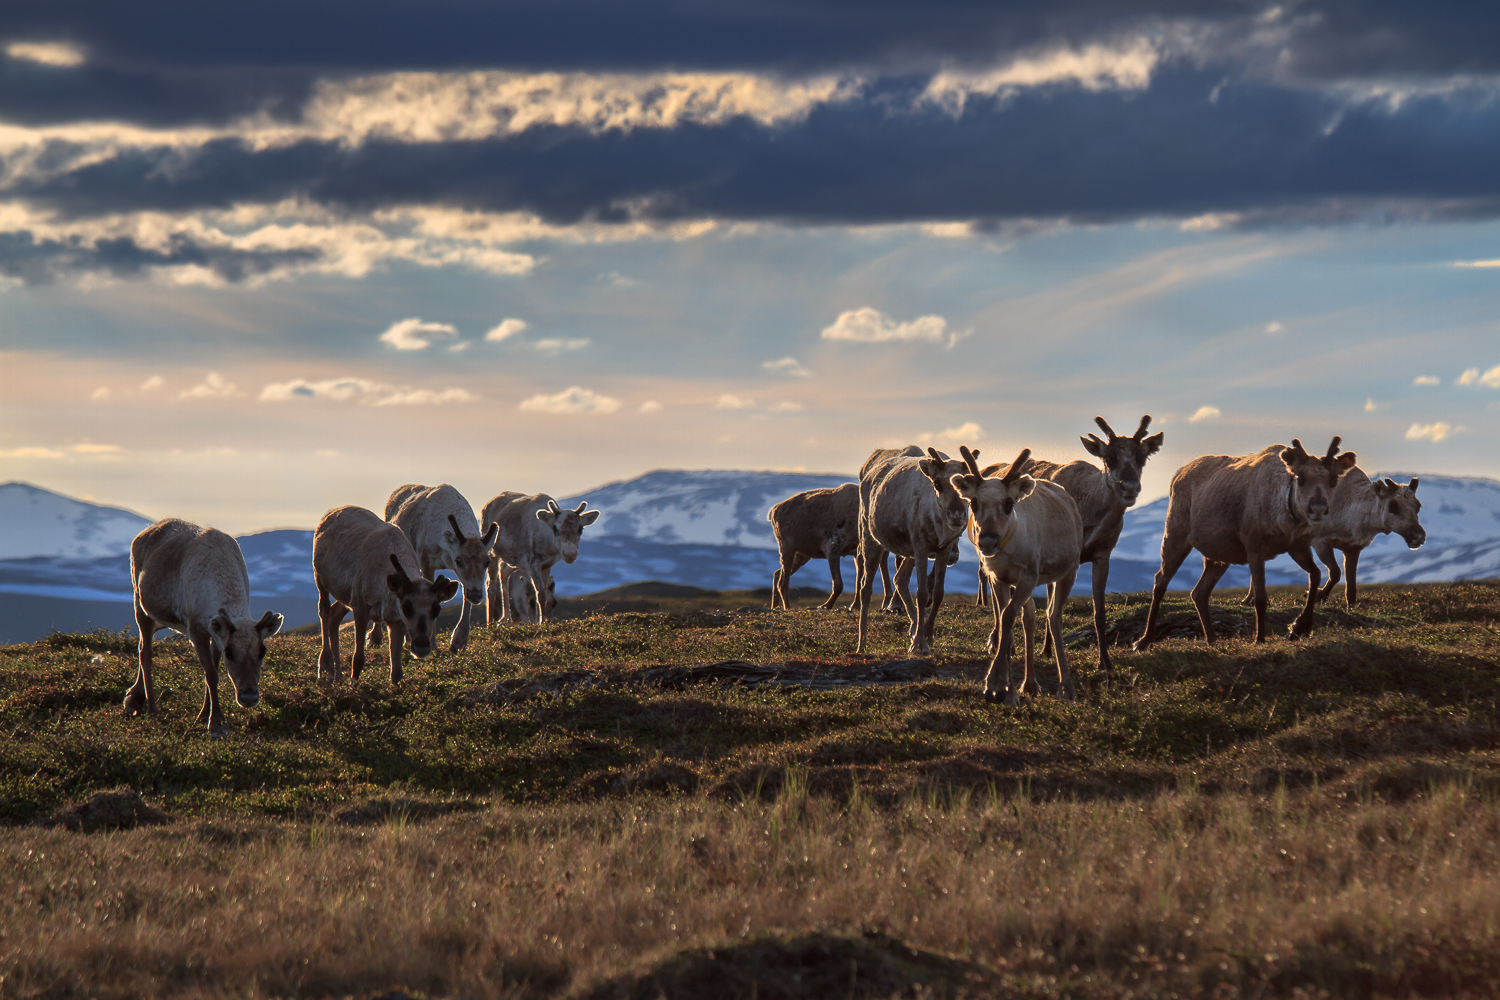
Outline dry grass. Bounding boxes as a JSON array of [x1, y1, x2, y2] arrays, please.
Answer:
[[4, 782, 1499, 999], [0, 580, 1498, 997]]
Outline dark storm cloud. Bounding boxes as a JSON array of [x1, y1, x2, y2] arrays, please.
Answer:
[[0, 230, 321, 284], [13, 69, 1500, 227]]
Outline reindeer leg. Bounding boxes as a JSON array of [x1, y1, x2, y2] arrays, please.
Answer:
[[974, 566, 988, 608], [1051, 570, 1079, 701], [819, 546, 843, 610], [125, 602, 156, 716], [1039, 582, 1056, 658], [1133, 534, 1193, 653], [387, 621, 406, 684], [855, 535, 880, 655], [450, 587, 472, 653], [317, 585, 347, 683], [771, 568, 784, 610], [987, 588, 1026, 707], [1314, 540, 1339, 604], [1191, 557, 1231, 644], [1286, 544, 1322, 639], [1021, 590, 1037, 696], [191, 627, 227, 736], [891, 557, 916, 619], [486, 555, 504, 625], [1091, 556, 1114, 679], [352, 612, 369, 680], [1343, 547, 1361, 607], [1250, 557, 1269, 643], [924, 542, 950, 649], [909, 549, 932, 656], [984, 582, 1005, 655]]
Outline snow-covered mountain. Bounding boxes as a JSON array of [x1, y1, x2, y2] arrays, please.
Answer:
[[1, 469, 1497, 643], [0, 482, 152, 559]]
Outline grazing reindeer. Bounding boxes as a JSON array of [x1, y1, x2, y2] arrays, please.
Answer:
[[125, 519, 284, 736], [1241, 470, 1424, 608], [501, 561, 557, 621], [482, 493, 600, 624], [975, 415, 1163, 677], [855, 446, 974, 655], [768, 483, 861, 610], [1134, 438, 1355, 651], [313, 506, 459, 684], [377, 484, 498, 652], [958, 448, 1084, 705]]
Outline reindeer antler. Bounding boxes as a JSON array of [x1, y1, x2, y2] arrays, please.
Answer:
[[1324, 436, 1342, 463], [1094, 416, 1117, 439], [1001, 448, 1032, 485], [447, 513, 467, 542], [388, 554, 409, 581], [573, 501, 588, 514], [1134, 415, 1152, 440], [959, 444, 984, 480]]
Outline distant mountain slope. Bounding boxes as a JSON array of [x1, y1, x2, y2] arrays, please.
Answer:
[[0, 482, 152, 559], [2, 469, 1498, 643], [560, 469, 851, 549]]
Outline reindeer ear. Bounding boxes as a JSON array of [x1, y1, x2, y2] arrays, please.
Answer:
[[1008, 475, 1035, 501], [918, 458, 939, 479], [387, 554, 410, 594], [442, 529, 456, 545], [1080, 434, 1106, 458], [579, 509, 601, 526], [1280, 443, 1304, 473], [948, 474, 979, 499], [433, 575, 461, 601], [1142, 431, 1164, 455], [209, 610, 235, 642], [1335, 451, 1356, 473], [255, 610, 284, 638], [535, 508, 558, 525]]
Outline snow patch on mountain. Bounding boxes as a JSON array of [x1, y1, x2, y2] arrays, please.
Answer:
[[0, 482, 152, 560]]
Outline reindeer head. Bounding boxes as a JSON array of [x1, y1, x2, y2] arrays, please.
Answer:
[[918, 447, 977, 534], [1080, 414, 1163, 508], [951, 446, 1035, 558], [1373, 476, 1425, 549], [443, 513, 500, 605], [206, 608, 283, 709], [535, 500, 602, 564], [1280, 437, 1356, 526], [385, 554, 460, 657]]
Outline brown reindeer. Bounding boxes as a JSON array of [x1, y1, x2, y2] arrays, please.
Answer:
[[957, 448, 1084, 705], [854, 446, 974, 655], [377, 484, 499, 652], [974, 415, 1163, 678], [768, 483, 861, 610], [1240, 469, 1424, 608], [1133, 437, 1355, 651]]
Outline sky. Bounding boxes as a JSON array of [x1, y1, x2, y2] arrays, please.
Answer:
[[2, 1, 1499, 534]]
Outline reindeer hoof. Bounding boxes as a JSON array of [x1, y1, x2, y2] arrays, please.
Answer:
[[983, 689, 1003, 705], [122, 690, 147, 716]]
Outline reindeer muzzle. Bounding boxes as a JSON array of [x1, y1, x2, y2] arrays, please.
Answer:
[[1405, 529, 1426, 550], [977, 532, 1001, 557], [465, 587, 484, 604], [236, 688, 260, 709], [1118, 481, 1141, 506]]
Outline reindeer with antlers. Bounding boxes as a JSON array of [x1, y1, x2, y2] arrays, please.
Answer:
[[955, 447, 1085, 705], [975, 415, 1163, 679], [854, 446, 974, 656], [1134, 437, 1356, 651], [377, 484, 498, 653]]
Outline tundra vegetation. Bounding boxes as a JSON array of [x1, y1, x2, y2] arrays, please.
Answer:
[[2, 580, 1497, 999]]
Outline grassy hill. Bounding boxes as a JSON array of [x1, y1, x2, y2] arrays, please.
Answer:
[[1, 582, 1497, 998]]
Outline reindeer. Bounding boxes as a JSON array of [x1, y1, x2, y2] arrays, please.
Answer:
[[125, 519, 284, 736], [501, 560, 557, 621], [768, 483, 861, 610], [1133, 438, 1355, 651], [854, 446, 974, 655], [376, 484, 498, 652], [974, 415, 1163, 678], [957, 447, 1084, 704], [482, 493, 600, 624], [313, 505, 459, 684], [1241, 470, 1424, 608]]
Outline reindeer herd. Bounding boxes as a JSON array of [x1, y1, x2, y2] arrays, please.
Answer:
[[122, 416, 1426, 734]]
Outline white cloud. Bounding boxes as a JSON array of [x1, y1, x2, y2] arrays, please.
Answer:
[[90, 387, 110, 401], [762, 356, 811, 378], [71, 443, 121, 454], [0, 446, 65, 459], [770, 401, 804, 412], [638, 400, 663, 413], [716, 394, 755, 409], [448, 341, 471, 352], [518, 386, 620, 414], [139, 375, 163, 392], [821, 307, 962, 345], [485, 318, 529, 342], [379, 317, 459, 351], [922, 39, 1158, 114], [1364, 398, 1385, 412], [4, 42, 85, 67], [180, 372, 241, 399], [1452, 259, 1500, 268], [917, 421, 985, 446], [1413, 375, 1441, 386], [1189, 406, 1221, 422], [1265, 320, 1284, 334], [259, 377, 477, 406], [1458, 364, 1500, 388], [534, 338, 591, 354], [1406, 422, 1453, 442], [600, 271, 641, 287]]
